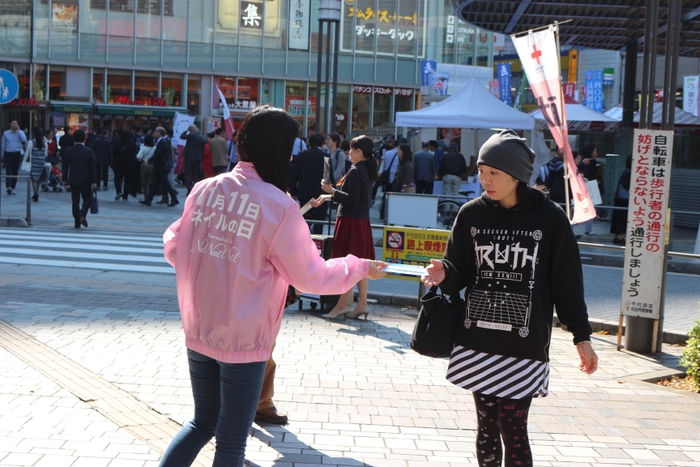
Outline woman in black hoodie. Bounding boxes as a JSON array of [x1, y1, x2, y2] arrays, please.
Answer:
[[423, 130, 598, 467]]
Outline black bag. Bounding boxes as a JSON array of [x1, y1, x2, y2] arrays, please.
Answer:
[[410, 286, 462, 358], [90, 187, 99, 214], [379, 153, 397, 184]]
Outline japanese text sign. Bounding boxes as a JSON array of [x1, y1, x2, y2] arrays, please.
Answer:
[[620, 129, 674, 319], [382, 227, 449, 281]]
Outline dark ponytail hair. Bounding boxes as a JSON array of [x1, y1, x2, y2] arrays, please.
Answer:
[[33, 126, 45, 150], [349, 135, 378, 180]]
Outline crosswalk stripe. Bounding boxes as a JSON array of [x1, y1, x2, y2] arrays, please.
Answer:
[[1, 228, 172, 274]]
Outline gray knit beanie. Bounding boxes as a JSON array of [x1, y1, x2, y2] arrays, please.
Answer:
[[477, 130, 536, 183]]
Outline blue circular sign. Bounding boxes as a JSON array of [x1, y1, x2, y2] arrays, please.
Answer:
[[0, 69, 19, 105]]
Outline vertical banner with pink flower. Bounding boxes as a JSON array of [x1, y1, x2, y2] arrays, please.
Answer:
[[511, 25, 596, 224]]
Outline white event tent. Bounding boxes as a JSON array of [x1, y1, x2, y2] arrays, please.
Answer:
[[395, 78, 536, 131]]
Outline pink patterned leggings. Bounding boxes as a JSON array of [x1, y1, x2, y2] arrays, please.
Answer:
[[473, 393, 533, 467]]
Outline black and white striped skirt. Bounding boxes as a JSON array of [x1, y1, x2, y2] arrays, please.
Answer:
[[446, 345, 549, 399]]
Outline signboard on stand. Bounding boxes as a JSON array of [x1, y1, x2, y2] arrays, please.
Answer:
[[620, 129, 674, 320], [382, 226, 449, 281]]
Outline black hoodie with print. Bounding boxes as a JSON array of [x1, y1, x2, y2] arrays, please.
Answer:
[[439, 186, 592, 363]]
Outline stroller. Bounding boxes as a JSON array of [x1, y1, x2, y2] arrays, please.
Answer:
[[41, 163, 64, 192]]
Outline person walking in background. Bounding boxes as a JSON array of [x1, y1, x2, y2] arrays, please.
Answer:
[[289, 133, 328, 235], [428, 140, 444, 173], [610, 155, 632, 245], [422, 130, 598, 467], [326, 133, 346, 184], [91, 128, 112, 191], [112, 130, 139, 200], [140, 127, 179, 207], [159, 105, 386, 467], [26, 126, 48, 202], [413, 141, 436, 194], [201, 132, 214, 179], [579, 144, 604, 235], [62, 129, 96, 229], [536, 150, 567, 204], [1, 119, 27, 195], [58, 127, 74, 161], [393, 143, 415, 193], [210, 127, 229, 175], [313, 135, 380, 320], [438, 142, 467, 196], [44, 128, 58, 164], [180, 125, 206, 195], [137, 134, 157, 201]]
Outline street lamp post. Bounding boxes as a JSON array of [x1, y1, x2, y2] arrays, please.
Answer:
[[315, 0, 341, 135]]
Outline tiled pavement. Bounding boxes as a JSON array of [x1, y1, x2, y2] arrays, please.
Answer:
[[1, 269, 700, 466]]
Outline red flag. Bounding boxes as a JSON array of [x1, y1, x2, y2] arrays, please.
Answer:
[[512, 25, 596, 224]]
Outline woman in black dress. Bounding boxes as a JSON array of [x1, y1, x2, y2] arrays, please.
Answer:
[[313, 135, 378, 320]]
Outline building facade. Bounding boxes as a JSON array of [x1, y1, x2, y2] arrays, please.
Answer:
[[1, 0, 495, 136]]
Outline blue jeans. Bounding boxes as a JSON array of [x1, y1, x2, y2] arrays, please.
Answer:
[[159, 350, 266, 467]]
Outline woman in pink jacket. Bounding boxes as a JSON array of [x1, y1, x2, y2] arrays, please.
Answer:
[[160, 105, 386, 467]]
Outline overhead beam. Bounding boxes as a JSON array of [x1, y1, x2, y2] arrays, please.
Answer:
[[504, 0, 532, 34]]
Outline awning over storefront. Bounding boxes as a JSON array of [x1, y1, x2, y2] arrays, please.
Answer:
[[51, 101, 94, 113], [95, 104, 187, 117]]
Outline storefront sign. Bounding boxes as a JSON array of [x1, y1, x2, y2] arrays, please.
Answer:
[[288, 0, 310, 50], [394, 88, 414, 97], [373, 87, 392, 95], [421, 60, 437, 86], [217, 0, 280, 35], [382, 227, 449, 281], [584, 70, 604, 113], [620, 129, 674, 319], [8, 97, 40, 107], [341, 1, 425, 58], [285, 96, 316, 119]]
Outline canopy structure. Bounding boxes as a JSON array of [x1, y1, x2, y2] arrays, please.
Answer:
[[604, 102, 700, 127], [530, 95, 619, 132], [395, 78, 536, 131]]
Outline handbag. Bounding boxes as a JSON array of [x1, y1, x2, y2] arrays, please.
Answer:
[[90, 187, 99, 214], [20, 141, 31, 172], [379, 153, 397, 184], [585, 179, 603, 206], [410, 286, 462, 358]]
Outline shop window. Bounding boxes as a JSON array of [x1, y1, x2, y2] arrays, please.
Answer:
[[89, 0, 173, 15], [187, 75, 202, 115], [351, 86, 371, 133], [161, 75, 182, 107], [134, 74, 160, 106], [285, 81, 312, 135], [107, 72, 132, 104], [214, 76, 259, 112], [32, 64, 47, 101], [92, 71, 105, 103]]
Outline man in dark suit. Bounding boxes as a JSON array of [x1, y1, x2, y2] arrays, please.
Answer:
[[62, 129, 96, 228], [140, 127, 179, 207], [289, 133, 327, 234], [180, 124, 206, 195]]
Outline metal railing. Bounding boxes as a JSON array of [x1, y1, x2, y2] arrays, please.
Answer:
[[0, 175, 32, 226]]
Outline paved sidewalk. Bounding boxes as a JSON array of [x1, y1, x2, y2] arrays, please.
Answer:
[[1, 266, 700, 467]]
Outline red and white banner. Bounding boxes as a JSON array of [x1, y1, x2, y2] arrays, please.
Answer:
[[216, 85, 235, 142], [511, 25, 596, 224]]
